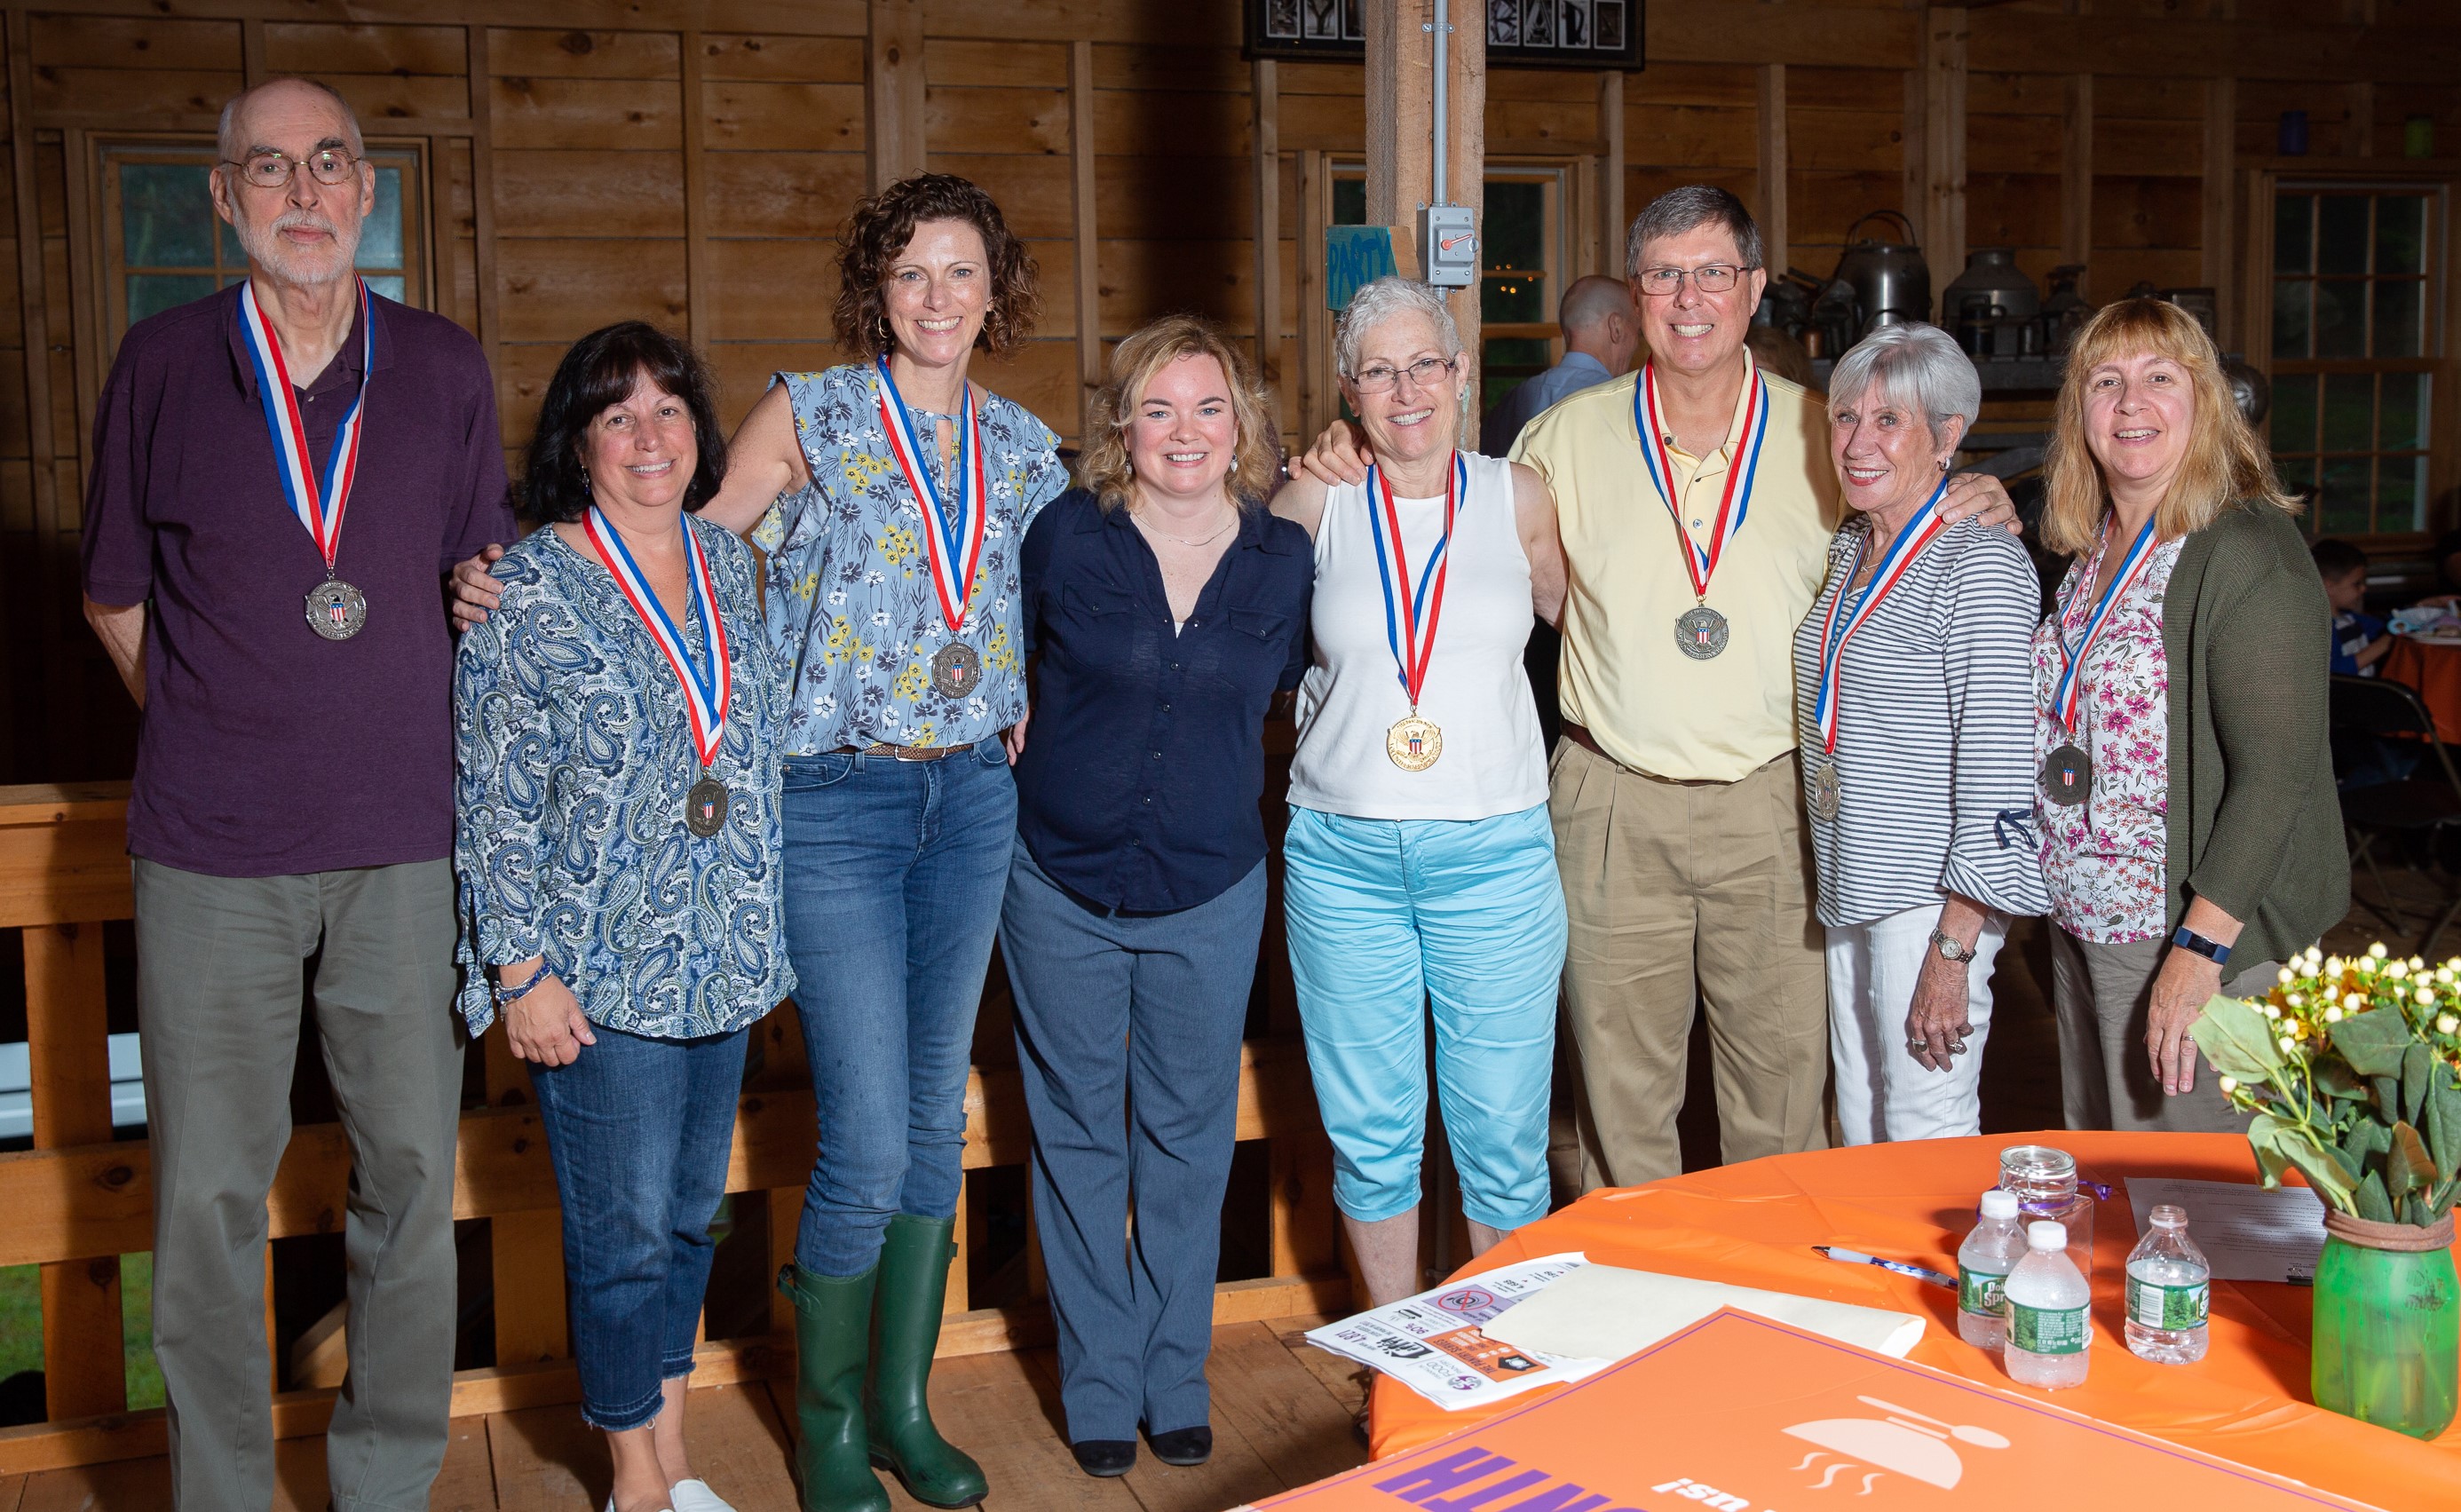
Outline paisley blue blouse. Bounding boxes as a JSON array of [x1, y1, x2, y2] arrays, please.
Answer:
[[752, 364, 1069, 755], [452, 515, 793, 1040]]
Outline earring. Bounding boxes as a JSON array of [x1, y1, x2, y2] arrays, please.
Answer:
[[1938, 457, 1951, 473]]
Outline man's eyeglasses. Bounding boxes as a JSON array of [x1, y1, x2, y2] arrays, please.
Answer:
[[1634, 264, 1757, 297], [1349, 355, 1458, 393], [221, 149, 361, 190]]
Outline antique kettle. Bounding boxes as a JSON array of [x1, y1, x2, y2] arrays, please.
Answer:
[[1830, 210, 1932, 342]]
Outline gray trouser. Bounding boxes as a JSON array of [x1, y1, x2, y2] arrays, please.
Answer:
[[134, 858, 463, 1512], [2048, 925, 2275, 1134]]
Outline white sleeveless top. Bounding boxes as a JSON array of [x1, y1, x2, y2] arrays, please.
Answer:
[[1287, 451, 1548, 821]]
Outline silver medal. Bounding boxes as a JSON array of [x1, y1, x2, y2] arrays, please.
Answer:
[[2043, 742, 2093, 806], [305, 578, 367, 641], [1810, 761, 1841, 822], [1674, 604, 1729, 660], [930, 641, 982, 699]]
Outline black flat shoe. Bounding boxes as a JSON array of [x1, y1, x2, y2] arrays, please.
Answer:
[[1145, 1426, 1212, 1467], [1072, 1440, 1136, 1477]]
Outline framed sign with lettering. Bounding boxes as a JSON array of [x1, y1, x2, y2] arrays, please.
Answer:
[[1246, 0, 1642, 69]]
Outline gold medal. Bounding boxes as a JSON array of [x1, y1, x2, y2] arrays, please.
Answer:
[[1387, 714, 1443, 772]]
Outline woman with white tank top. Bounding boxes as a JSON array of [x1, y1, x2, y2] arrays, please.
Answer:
[[1271, 278, 1568, 1307]]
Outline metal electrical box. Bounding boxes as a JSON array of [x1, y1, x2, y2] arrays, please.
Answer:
[[1419, 204, 1477, 289]]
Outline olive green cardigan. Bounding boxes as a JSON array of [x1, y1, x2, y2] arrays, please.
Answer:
[[2160, 501, 2351, 966]]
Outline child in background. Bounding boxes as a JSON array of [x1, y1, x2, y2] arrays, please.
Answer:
[[2315, 538, 2391, 677]]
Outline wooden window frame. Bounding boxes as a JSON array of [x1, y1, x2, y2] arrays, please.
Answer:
[[2241, 162, 2461, 550]]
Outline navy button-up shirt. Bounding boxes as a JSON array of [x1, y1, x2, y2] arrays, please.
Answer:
[[1014, 489, 1313, 912]]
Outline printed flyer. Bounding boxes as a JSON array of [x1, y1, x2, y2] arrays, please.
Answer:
[[1302, 1253, 1609, 1411]]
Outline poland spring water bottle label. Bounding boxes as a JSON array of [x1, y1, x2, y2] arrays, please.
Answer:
[[2127, 1274, 2209, 1330], [2008, 1299, 2088, 1355], [1959, 1265, 2008, 1318]]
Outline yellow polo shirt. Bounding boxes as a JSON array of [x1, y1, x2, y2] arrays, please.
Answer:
[[1511, 358, 1839, 782]]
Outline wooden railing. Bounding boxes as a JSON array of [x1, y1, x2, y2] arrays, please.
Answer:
[[0, 782, 1345, 1474]]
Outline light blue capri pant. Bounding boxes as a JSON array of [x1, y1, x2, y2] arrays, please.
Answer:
[[1281, 802, 1566, 1232]]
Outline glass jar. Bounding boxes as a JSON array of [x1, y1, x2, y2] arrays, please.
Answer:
[[1999, 1144, 2096, 1282], [2312, 1215, 2459, 1440]]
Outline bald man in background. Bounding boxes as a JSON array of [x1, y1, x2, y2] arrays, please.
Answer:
[[1479, 274, 1640, 456]]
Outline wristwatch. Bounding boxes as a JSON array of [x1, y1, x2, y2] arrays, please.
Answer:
[[2172, 925, 2233, 966], [1927, 929, 1977, 964]]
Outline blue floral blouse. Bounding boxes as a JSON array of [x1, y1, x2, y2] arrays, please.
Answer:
[[453, 516, 794, 1040], [753, 364, 1069, 755]]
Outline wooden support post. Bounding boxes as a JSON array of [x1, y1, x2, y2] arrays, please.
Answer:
[[483, 1034, 568, 1367], [6, 10, 67, 769], [26, 922, 124, 1421], [2061, 75, 2093, 292], [1252, 58, 1281, 392], [1597, 69, 1625, 277], [1756, 64, 1788, 285], [681, 29, 709, 346], [2204, 78, 2237, 346], [1365, 0, 1484, 416], [1069, 40, 1102, 444], [466, 27, 502, 381], [1921, 6, 1967, 289], [2345, 81, 2374, 158], [866, 0, 928, 191], [1298, 148, 1330, 444]]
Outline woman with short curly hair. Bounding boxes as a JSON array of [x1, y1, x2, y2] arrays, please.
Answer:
[[1000, 315, 1310, 1477]]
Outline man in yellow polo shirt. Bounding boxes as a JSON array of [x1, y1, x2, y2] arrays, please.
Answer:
[[1512, 186, 2012, 1185]]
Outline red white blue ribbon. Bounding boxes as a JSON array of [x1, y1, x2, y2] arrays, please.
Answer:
[[1632, 355, 1770, 602], [2047, 513, 2162, 736], [874, 356, 986, 634], [236, 276, 372, 574], [1810, 476, 1952, 754], [1365, 453, 1465, 712], [584, 506, 732, 769]]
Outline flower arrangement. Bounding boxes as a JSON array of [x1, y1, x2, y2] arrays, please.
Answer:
[[2191, 942, 2461, 1226]]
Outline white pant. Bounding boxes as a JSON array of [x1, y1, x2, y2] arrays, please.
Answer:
[[1824, 902, 2007, 1144]]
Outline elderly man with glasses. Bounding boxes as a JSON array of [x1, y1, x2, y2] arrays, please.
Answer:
[[79, 77, 510, 1512]]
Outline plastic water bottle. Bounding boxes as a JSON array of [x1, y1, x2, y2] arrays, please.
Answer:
[[1957, 1189, 2026, 1350], [2004, 1220, 2092, 1389], [2125, 1204, 2211, 1364]]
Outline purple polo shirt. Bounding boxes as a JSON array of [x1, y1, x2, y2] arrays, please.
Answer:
[[81, 284, 513, 877]]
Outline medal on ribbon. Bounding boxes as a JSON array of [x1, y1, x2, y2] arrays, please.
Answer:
[[2041, 514, 2161, 808], [1806, 477, 1953, 822], [237, 276, 374, 642], [1634, 355, 1770, 661], [584, 506, 735, 838], [1366, 453, 1465, 772], [874, 357, 987, 700]]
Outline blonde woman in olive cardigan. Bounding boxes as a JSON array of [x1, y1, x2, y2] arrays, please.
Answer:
[[2031, 297, 2349, 1133]]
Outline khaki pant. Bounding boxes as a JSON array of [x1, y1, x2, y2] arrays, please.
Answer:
[[1549, 740, 1829, 1189], [2049, 926, 2273, 1133], [134, 858, 463, 1512]]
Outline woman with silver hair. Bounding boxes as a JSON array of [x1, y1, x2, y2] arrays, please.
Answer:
[[1270, 276, 1568, 1303], [1793, 321, 2046, 1144]]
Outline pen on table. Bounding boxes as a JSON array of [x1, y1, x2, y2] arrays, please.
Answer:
[[1814, 1246, 1956, 1289]]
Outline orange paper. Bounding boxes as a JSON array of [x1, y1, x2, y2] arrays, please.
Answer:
[[1286, 1310, 2376, 1510]]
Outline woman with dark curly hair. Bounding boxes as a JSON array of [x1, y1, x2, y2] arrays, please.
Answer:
[[454, 321, 790, 1512]]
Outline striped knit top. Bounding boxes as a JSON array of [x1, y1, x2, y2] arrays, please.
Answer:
[[1792, 512, 2052, 928]]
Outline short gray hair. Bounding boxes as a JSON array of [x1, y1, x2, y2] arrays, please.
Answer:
[[218, 77, 364, 163], [1626, 186, 1764, 279], [1336, 277, 1463, 378], [1825, 322, 1981, 446]]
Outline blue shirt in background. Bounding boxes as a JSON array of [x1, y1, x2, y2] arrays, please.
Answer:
[[1013, 489, 1313, 913], [2331, 609, 2386, 677], [1478, 350, 1614, 456]]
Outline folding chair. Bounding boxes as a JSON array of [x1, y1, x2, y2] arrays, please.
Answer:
[[2332, 673, 2461, 954]]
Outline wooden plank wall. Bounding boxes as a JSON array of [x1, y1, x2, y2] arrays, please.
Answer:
[[3, 0, 2458, 784]]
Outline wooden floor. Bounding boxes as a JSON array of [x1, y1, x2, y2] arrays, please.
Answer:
[[0, 1315, 1372, 1512]]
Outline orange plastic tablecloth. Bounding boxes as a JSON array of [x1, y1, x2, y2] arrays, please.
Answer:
[[2383, 635, 2461, 744], [1367, 1132, 2461, 1509]]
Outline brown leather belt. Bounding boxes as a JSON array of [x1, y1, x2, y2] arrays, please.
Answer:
[[836, 741, 967, 762], [1559, 723, 1729, 787]]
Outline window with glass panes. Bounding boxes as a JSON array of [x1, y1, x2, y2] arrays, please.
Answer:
[[99, 140, 425, 344], [2268, 186, 2439, 536], [1481, 172, 1563, 414]]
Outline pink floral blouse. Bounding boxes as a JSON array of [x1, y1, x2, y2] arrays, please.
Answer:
[[2032, 532, 2186, 943]]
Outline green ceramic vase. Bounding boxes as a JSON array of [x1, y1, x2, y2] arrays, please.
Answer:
[[2310, 1216, 2459, 1441]]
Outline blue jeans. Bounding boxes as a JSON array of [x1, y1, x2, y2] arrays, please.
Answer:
[[999, 841, 1265, 1443], [781, 738, 1017, 1277], [528, 1023, 748, 1431], [1281, 803, 1565, 1231]]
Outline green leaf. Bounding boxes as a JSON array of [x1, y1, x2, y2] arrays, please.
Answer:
[[2403, 1043, 2435, 1127], [2357, 1171, 2396, 1223], [2254, 1112, 2361, 1212], [2434, 1176, 2460, 1221], [2315, 1060, 2369, 1104], [2192, 993, 2286, 1081], [2331, 1006, 2417, 1077], [2428, 1071, 2461, 1182], [2373, 1075, 2403, 1121], [2341, 1119, 2392, 1176], [2388, 1121, 2438, 1200], [2405, 1192, 2433, 1226]]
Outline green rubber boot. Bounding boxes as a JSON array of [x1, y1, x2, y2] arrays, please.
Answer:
[[779, 1263, 892, 1512], [866, 1215, 988, 1508]]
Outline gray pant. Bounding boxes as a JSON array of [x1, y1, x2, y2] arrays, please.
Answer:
[[134, 858, 463, 1512], [2049, 925, 2275, 1133]]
